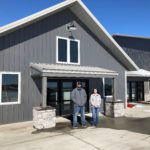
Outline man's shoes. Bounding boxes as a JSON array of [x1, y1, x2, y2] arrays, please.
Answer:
[[73, 126, 78, 129], [82, 124, 87, 128]]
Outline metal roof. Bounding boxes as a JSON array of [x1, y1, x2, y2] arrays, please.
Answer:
[[113, 34, 150, 40], [30, 63, 118, 78], [113, 34, 150, 71], [0, 0, 139, 71], [127, 69, 150, 77]]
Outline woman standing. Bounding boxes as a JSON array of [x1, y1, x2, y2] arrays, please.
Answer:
[[90, 88, 101, 127]]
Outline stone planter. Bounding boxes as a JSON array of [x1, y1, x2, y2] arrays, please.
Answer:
[[33, 106, 56, 129], [105, 100, 125, 117]]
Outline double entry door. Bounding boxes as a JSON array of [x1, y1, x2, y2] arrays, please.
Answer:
[[127, 81, 144, 102], [47, 79, 89, 116]]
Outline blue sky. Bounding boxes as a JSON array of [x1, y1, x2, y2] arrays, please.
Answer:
[[0, 0, 150, 37]]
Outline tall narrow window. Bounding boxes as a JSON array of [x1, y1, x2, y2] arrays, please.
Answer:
[[47, 81, 58, 107], [58, 38, 67, 62], [57, 37, 80, 64], [0, 72, 21, 105], [70, 40, 78, 63], [104, 78, 112, 96]]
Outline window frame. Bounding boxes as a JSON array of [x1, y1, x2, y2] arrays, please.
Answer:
[[149, 80, 150, 91], [56, 36, 80, 65], [0, 72, 21, 105]]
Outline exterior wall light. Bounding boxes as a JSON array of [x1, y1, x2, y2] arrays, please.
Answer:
[[66, 22, 77, 31]]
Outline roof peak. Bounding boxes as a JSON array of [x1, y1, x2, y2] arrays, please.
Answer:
[[0, 0, 138, 71], [0, 0, 78, 34]]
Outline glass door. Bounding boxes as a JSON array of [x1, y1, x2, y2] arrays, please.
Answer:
[[137, 82, 144, 101], [127, 81, 144, 102], [47, 81, 60, 115], [131, 82, 136, 101], [127, 82, 130, 102], [47, 79, 89, 116], [61, 81, 73, 115], [81, 81, 89, 112]]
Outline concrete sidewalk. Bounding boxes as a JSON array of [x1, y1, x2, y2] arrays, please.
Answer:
[[0, 104, 150, 150]]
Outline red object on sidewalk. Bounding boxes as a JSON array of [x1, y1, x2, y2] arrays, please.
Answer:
[[127, 103, 135, 108]]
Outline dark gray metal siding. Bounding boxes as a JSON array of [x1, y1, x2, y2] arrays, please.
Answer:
[[113, 36, 150, 71], [123, 47, 150, 71], [0, 9, 126, 124]]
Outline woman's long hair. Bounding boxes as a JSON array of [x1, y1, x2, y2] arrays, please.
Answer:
[[93, 88, 100, 95]]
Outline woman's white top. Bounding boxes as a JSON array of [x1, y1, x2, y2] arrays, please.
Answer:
[[90, 94, 101, 108]]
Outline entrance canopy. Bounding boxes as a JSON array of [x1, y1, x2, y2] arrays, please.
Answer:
[[30, 63, 118, 78], [30, 63, 118, 107], [127, 69, 150, 78]]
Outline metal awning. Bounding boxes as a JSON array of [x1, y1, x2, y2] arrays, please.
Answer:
[[30, 63, 118, 78], [127, 69, 150, 78]]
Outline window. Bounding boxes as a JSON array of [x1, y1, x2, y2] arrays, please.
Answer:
[[70, 40, 78, 63], [56, 36, 80, 64], [104, 78, 112, 96], [58, 38, 67, 62], [0, 72, 21, 105]]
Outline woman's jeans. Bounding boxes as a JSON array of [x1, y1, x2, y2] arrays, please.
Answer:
[[73, 106, 86, 127], [91, 107, 100, 126]]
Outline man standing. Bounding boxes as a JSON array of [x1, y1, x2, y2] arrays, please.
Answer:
[[71, 81, 87, 128]]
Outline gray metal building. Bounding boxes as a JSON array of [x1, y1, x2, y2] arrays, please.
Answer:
[[0, 0, 139, 124], [113, 34, 150, 102]]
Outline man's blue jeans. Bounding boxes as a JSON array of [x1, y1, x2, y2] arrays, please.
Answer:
[[91, 107, 100, 126], [73, 106, 86, 127]]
